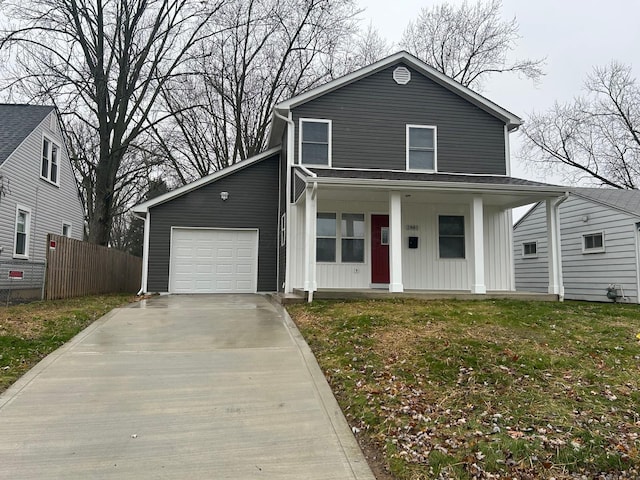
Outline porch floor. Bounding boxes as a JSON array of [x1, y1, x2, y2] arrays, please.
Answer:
[[274, 289, 559, 304]]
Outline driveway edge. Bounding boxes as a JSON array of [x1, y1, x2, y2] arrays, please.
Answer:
[[270, 299, 376, 480], [0, 308, 124, 411]]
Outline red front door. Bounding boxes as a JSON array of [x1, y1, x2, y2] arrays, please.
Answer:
[[371, 214, 390, 284]]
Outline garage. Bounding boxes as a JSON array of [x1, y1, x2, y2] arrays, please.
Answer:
[[169, 228, 259, 293]]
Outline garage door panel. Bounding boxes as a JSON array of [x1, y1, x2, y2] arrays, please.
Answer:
[[170, 229, 258, 294]]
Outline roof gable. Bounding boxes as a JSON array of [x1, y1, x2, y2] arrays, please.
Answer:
[[0, 104, 55, 166], [269, 51, 522, 147]]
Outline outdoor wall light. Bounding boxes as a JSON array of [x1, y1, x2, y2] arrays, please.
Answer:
[[220, 191, 229, 201]]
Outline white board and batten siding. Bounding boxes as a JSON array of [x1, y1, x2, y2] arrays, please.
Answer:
[[291, 199, 513, 291], [0, 111, 84, 264], [169, 228, 258, 294], [514, 197, 640, 303]]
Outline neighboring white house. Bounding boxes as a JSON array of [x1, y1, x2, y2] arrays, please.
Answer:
[[513, 188, 640, 303], [0, 104, 85, 300]]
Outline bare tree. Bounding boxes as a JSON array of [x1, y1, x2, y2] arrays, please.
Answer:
[[521, 62, 640, 189], [400, 0, 544, 90], [0, 0, 226, 245], [153, 0, 361, 183]]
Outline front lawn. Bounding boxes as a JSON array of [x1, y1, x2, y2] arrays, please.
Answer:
[[0, 294, 134, 393], [288, 299, 640, 479]]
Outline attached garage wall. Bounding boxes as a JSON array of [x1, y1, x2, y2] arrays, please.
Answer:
[[147, 153, 280, 292]]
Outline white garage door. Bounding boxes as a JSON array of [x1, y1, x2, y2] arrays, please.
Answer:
[[169, 228, 258, 293]]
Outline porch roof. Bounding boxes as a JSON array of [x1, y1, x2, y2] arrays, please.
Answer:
[[295, 167, 570, 208]]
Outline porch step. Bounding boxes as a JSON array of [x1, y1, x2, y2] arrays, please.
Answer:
[[267, 292, 306, 305], [292, 289, 559, 302]]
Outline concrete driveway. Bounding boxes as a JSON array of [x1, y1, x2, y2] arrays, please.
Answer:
[[0, 295, 374, 479]]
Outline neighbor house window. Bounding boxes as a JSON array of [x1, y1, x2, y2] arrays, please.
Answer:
[[341, 213, 365, 263], [316, 213, 337, 262], [62, 223, 72, 238], [522, 241, 537, 257], [438, 215, 465, 259], [407, 125, 436, 171], [14, 206, 31, 258], [300, 119, 331, 166], [583, 232, 604, 253], [41, 137, 59, 184]]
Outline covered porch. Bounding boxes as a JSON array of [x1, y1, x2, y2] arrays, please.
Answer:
[[285, 168, 569, 301]]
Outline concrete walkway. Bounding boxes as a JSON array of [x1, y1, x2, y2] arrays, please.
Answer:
[[0, 295, 374, 479]]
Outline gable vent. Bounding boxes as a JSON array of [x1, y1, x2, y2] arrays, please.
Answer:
[[393, 66, 411, 85]]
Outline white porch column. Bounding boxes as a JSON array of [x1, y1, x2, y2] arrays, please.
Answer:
[[303, 185, 317, 295], [389, 191, 404, 293], [470, 196, 486, 294], [546, 198, 564, 297]]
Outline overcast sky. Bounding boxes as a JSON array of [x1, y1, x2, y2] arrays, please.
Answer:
[[358, 0, 640, 185]]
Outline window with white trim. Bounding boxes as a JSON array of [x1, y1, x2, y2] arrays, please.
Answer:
[[41, 137, 60, 184], [316, 213, 365, 263], [316, 213, 336, 262], [62, 223, 72, 238], [407, 125, 436, 171], [300, 119, 331, 166], [583, 232, 604, 253], [341, 214, 365, 263], [438, 215, 465, 259], [522, 241, 537, 257], [14, 207, 31, 258]]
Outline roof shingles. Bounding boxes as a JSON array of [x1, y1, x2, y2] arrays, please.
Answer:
[[0, 104, 55, 166]]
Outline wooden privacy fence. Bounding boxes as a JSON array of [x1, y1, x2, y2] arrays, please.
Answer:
[[45, 234, 142, 300]]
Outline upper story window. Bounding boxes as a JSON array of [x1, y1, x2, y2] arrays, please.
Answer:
[[583, 232, 605, 253], [300, 119, 331, 166], [14, 206, 31, 259], [41, 137, 60, 185], [407, 125, 437, 171]]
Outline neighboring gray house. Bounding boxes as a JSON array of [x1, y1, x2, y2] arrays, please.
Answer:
[[513, 188, 640, 303], [133, 51, 568, 298], [0, 104, 85, 299]]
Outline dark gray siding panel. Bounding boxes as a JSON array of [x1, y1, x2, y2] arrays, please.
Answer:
[[292, 63, 506, 175], [148, 154, 280, 292], [293, 172, 306, 202]]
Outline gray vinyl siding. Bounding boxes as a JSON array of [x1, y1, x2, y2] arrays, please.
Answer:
[[293, 173, 306, 203], [292, 63, 506, 174], [513, 203, 549, 293], [514, 197, 640, 302], [147, 153, 280, 292], [0, 111, 85, 289]]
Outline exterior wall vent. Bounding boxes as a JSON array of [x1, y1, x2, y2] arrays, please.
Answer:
[[393, 66, 411, 85]]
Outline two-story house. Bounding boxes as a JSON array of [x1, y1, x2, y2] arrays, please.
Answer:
[[0, 104, 85, 300], [133, 52, 569, 299]]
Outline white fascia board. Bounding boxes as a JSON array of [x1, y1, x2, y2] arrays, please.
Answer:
[[132, 147, 281, 214], [512, 201, 544, 230], [275, 51, 523, 129], [308, 176, 569, 196]]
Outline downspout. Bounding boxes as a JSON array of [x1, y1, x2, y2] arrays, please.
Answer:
[[550, 192, 569, 301], [273, 109, 295, 293], [308, 181, 318, 303], [133, 211, 150, 295]]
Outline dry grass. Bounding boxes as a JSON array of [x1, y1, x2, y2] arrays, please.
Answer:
[[288, 298, 640, 479]]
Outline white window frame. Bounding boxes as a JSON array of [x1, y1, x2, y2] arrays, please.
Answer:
[[340, 213, 365, 264], [582, 231, 605, 254], [41, 134, 60, 186], [62, 222, 72, 238], [13, 205, 31, 259], [299, 118, 332, 167], [522, 241, 538, 258], [437, 214, 465, 260], [406, 124, 437, 172]]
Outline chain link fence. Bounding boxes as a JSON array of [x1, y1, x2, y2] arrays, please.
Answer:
[[0, 261, 46, 305]]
